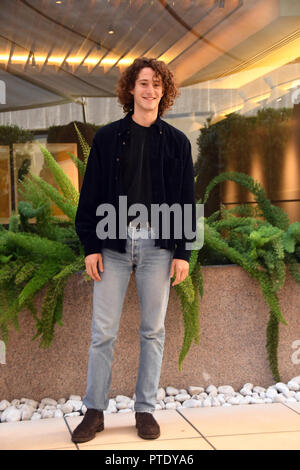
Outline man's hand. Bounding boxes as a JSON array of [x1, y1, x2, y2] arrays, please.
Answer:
[[170, 259, 189, 286], [85, 253, 103, 281]]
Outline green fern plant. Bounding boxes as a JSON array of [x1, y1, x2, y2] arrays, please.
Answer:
[[0, 127, 90, 348], [199, 171, 300, 382]]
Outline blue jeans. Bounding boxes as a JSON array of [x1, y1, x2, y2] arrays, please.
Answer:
[[83, 225, 174, 414]]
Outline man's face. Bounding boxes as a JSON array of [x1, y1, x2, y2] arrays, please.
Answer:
[[130, 67, 164, 115]]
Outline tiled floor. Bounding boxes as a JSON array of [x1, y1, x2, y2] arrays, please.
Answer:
[[0, 403, 299, 450]]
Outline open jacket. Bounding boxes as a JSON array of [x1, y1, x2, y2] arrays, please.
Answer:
[[75, 110, 196, 263]]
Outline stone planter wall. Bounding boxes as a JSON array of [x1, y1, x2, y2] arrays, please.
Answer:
[[1, 265, 299, 402]]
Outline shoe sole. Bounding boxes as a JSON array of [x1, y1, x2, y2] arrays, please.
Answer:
[[137, 431, 160, 439], [135, 423, 160, 440], [71, 423, 104, 443]]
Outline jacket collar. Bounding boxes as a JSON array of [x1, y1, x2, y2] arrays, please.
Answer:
[[118, 109, 163, 136]]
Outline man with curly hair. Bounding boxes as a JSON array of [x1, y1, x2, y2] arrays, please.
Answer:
[[73, 57, 196, 443]]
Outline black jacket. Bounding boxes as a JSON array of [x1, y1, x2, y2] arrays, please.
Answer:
[[75, 110, 196, 262]]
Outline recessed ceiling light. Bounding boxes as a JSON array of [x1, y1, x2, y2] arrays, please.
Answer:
[[108, 25, 115, 34]]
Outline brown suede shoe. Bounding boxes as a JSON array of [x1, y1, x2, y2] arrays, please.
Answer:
[[135, 412, 160, 439], [71, 409, 104, 443]]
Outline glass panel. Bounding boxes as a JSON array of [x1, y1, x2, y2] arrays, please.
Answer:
[[0, 146, 11, 224], [13, 142, 78, 221]]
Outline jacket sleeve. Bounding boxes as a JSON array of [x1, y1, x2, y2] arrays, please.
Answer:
[[173, 138, 196, 263], [75, 134, 104, 257]]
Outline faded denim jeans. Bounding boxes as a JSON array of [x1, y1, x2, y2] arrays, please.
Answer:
[[83, 225, 174, 414]]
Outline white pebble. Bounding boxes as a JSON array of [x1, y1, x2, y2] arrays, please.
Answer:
[[41, 409, 54, 419], [206, 385, 217, 394], [275, 382, 290, 395], [290, 375, 300, 385], [216, 395, 226, 405], [61, 403, 73, 414], [175, 393, 191, 402], [253, 386, 266, 394], [11, 399, 20, 407], [66, 400, 82, 412], [243, 383, 254, 390], [227, 396, 243, 405], [54, 409, 64, 418], [218, 385, 235, 395], [44, 405, 56, 411], [40, 398, 57, 407], [31, 412, 41, 421], [191, 394, 200, 400], [166, 386, 179, 396], [156, 388, 165, 401], [249, 397, 265, 404], [20, 404, 35, 421], [240, 388, 252, 396], [69, 395, 81, 401], [0, 400, 10, 411], [24, 399, 38, 409], [118, 409, 132, 413], [116, 401, 131, 410], [1, 406, 21, 422], [188, 386, 204, 395], [211, 397, 221, 407], [165, 402, 177, 409], [127, 400, 134, 409], [266, 388, 278, 399], [287, 380, 300, 391], [242, 396, 252, 404], [264, 398, 273, 404], [182, 399, 199, 408], [164, 396, 175, 403], [202, 397, 212, 407], [115, 395, 131, 403], [285, 397, 297, 403], [273, 394, 286, 403]]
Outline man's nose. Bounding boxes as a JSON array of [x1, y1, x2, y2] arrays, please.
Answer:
[[146, 84, 155, 93]]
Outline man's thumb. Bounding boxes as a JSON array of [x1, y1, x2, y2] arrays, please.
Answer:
[[170, 262, 175, 278]]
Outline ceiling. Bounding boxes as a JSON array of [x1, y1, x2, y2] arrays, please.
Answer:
[[0, 0, 300, 112]]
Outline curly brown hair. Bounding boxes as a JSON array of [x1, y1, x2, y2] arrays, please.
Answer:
[[115, 57, 180, 117]]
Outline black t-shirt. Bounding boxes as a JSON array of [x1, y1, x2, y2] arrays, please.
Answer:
[[120, 117, 152, 225]]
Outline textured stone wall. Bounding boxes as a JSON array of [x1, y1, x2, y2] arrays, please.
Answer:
[[1, 265, 299, 402]]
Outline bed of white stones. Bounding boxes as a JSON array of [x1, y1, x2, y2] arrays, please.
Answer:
[[1, 376, 299, 423]]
